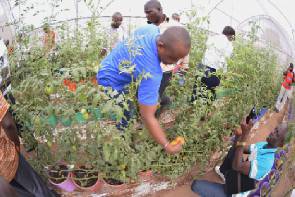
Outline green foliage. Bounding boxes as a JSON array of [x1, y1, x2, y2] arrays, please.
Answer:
[[9, 8, 280, 184]]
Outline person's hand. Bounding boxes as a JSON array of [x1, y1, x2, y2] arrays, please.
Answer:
[[234, 127, 242, 137], [164, 143, 182, 154], [240, 117, 253, 140], [100, 48, 107, 57]]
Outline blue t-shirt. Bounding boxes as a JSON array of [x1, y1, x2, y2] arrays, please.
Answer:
[[97, 24, 162, 105], [248, 142, 277, 180]]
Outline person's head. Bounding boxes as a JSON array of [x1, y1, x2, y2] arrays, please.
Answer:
[[157, 26, 191, 64], [4, 40, 9, 47], [111, 12, 123, 28], [163, 14, 169, 23], [43, 23, 50, 33], [289, 63, 293, 71], [222, 26, 235, 41], [172, 13, 180, 22], [144, 0, 163, 25], [266, 122, 288, 148]]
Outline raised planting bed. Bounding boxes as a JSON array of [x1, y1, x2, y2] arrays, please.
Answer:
[[47, 164, 76, 192], [72, 166, 103, 192]]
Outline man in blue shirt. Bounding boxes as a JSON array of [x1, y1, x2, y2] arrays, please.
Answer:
[[97, 24, 191, 154], [191, 120, 288, 196]]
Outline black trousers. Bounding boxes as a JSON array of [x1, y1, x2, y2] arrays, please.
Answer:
[[159, 71, 172, 105], [191, 64, 220, 103], [10, 154, 58, 197], [220, 147, 256, 194]]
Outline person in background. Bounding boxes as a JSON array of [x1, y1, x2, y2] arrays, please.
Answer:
[[4, 40, 14, 56], [0, 38, 11, 98], [0, 91, 58, 197], [144, 0, 164, 26], [43, 24, 56, 52], [100, 12, 126, 56], [97, 24, 191, 154], [144, 0, 189, 109], [275, 63, 294, 112], [191, 26, 235, 102], [172, 13, 180, 22], [191, 119, 288, 196], [163, 14, 169, 23]]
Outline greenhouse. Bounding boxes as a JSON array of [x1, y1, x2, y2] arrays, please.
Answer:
[[0, 0, 294, 196]]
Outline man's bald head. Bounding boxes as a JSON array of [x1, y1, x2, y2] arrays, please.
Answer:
[[111, 12, 123, 28], [112, 12, 122, 19], [161, 26, 191, 50], [144, 0, 162, 10], [144, 0, 163, 25], [157, 26, 191, 64]]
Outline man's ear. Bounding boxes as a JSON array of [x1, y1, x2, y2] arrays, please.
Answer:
[[157, 40, 165, 49]]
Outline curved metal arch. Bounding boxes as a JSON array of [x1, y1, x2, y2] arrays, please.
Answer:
[[237, 14, 294, 58]]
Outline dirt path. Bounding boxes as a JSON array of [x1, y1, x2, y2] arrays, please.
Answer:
[[151, 106, 287, 197]]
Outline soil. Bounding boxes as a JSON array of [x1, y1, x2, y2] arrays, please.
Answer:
[[72, 166, 98, 188], [104, 178, 124, 185], [159, 109, 176, 129], [48, 164, 69, 184]]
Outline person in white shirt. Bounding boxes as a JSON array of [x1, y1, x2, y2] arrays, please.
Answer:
[[172, 13, 180, 23], [100, 12, 126, 56], [202, 26, 234, 72], [191, 26, 235, 102]]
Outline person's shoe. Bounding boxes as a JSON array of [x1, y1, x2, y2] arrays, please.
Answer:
[[215, 166, 225, 182]]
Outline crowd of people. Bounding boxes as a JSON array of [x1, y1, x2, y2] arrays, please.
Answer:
[[0, 0, 292, 196]]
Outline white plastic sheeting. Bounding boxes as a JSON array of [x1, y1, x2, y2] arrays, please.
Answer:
[[195, 0, 295, 64], [0, 0, 294, 63]]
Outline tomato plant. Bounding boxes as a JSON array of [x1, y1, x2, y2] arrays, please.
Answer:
[[8, 6, 281, 184]]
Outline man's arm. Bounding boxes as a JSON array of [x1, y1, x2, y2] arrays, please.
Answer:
[[232, 119, 253, 176], [1, 112, 20, 151], [139, 104, 182, 154]]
